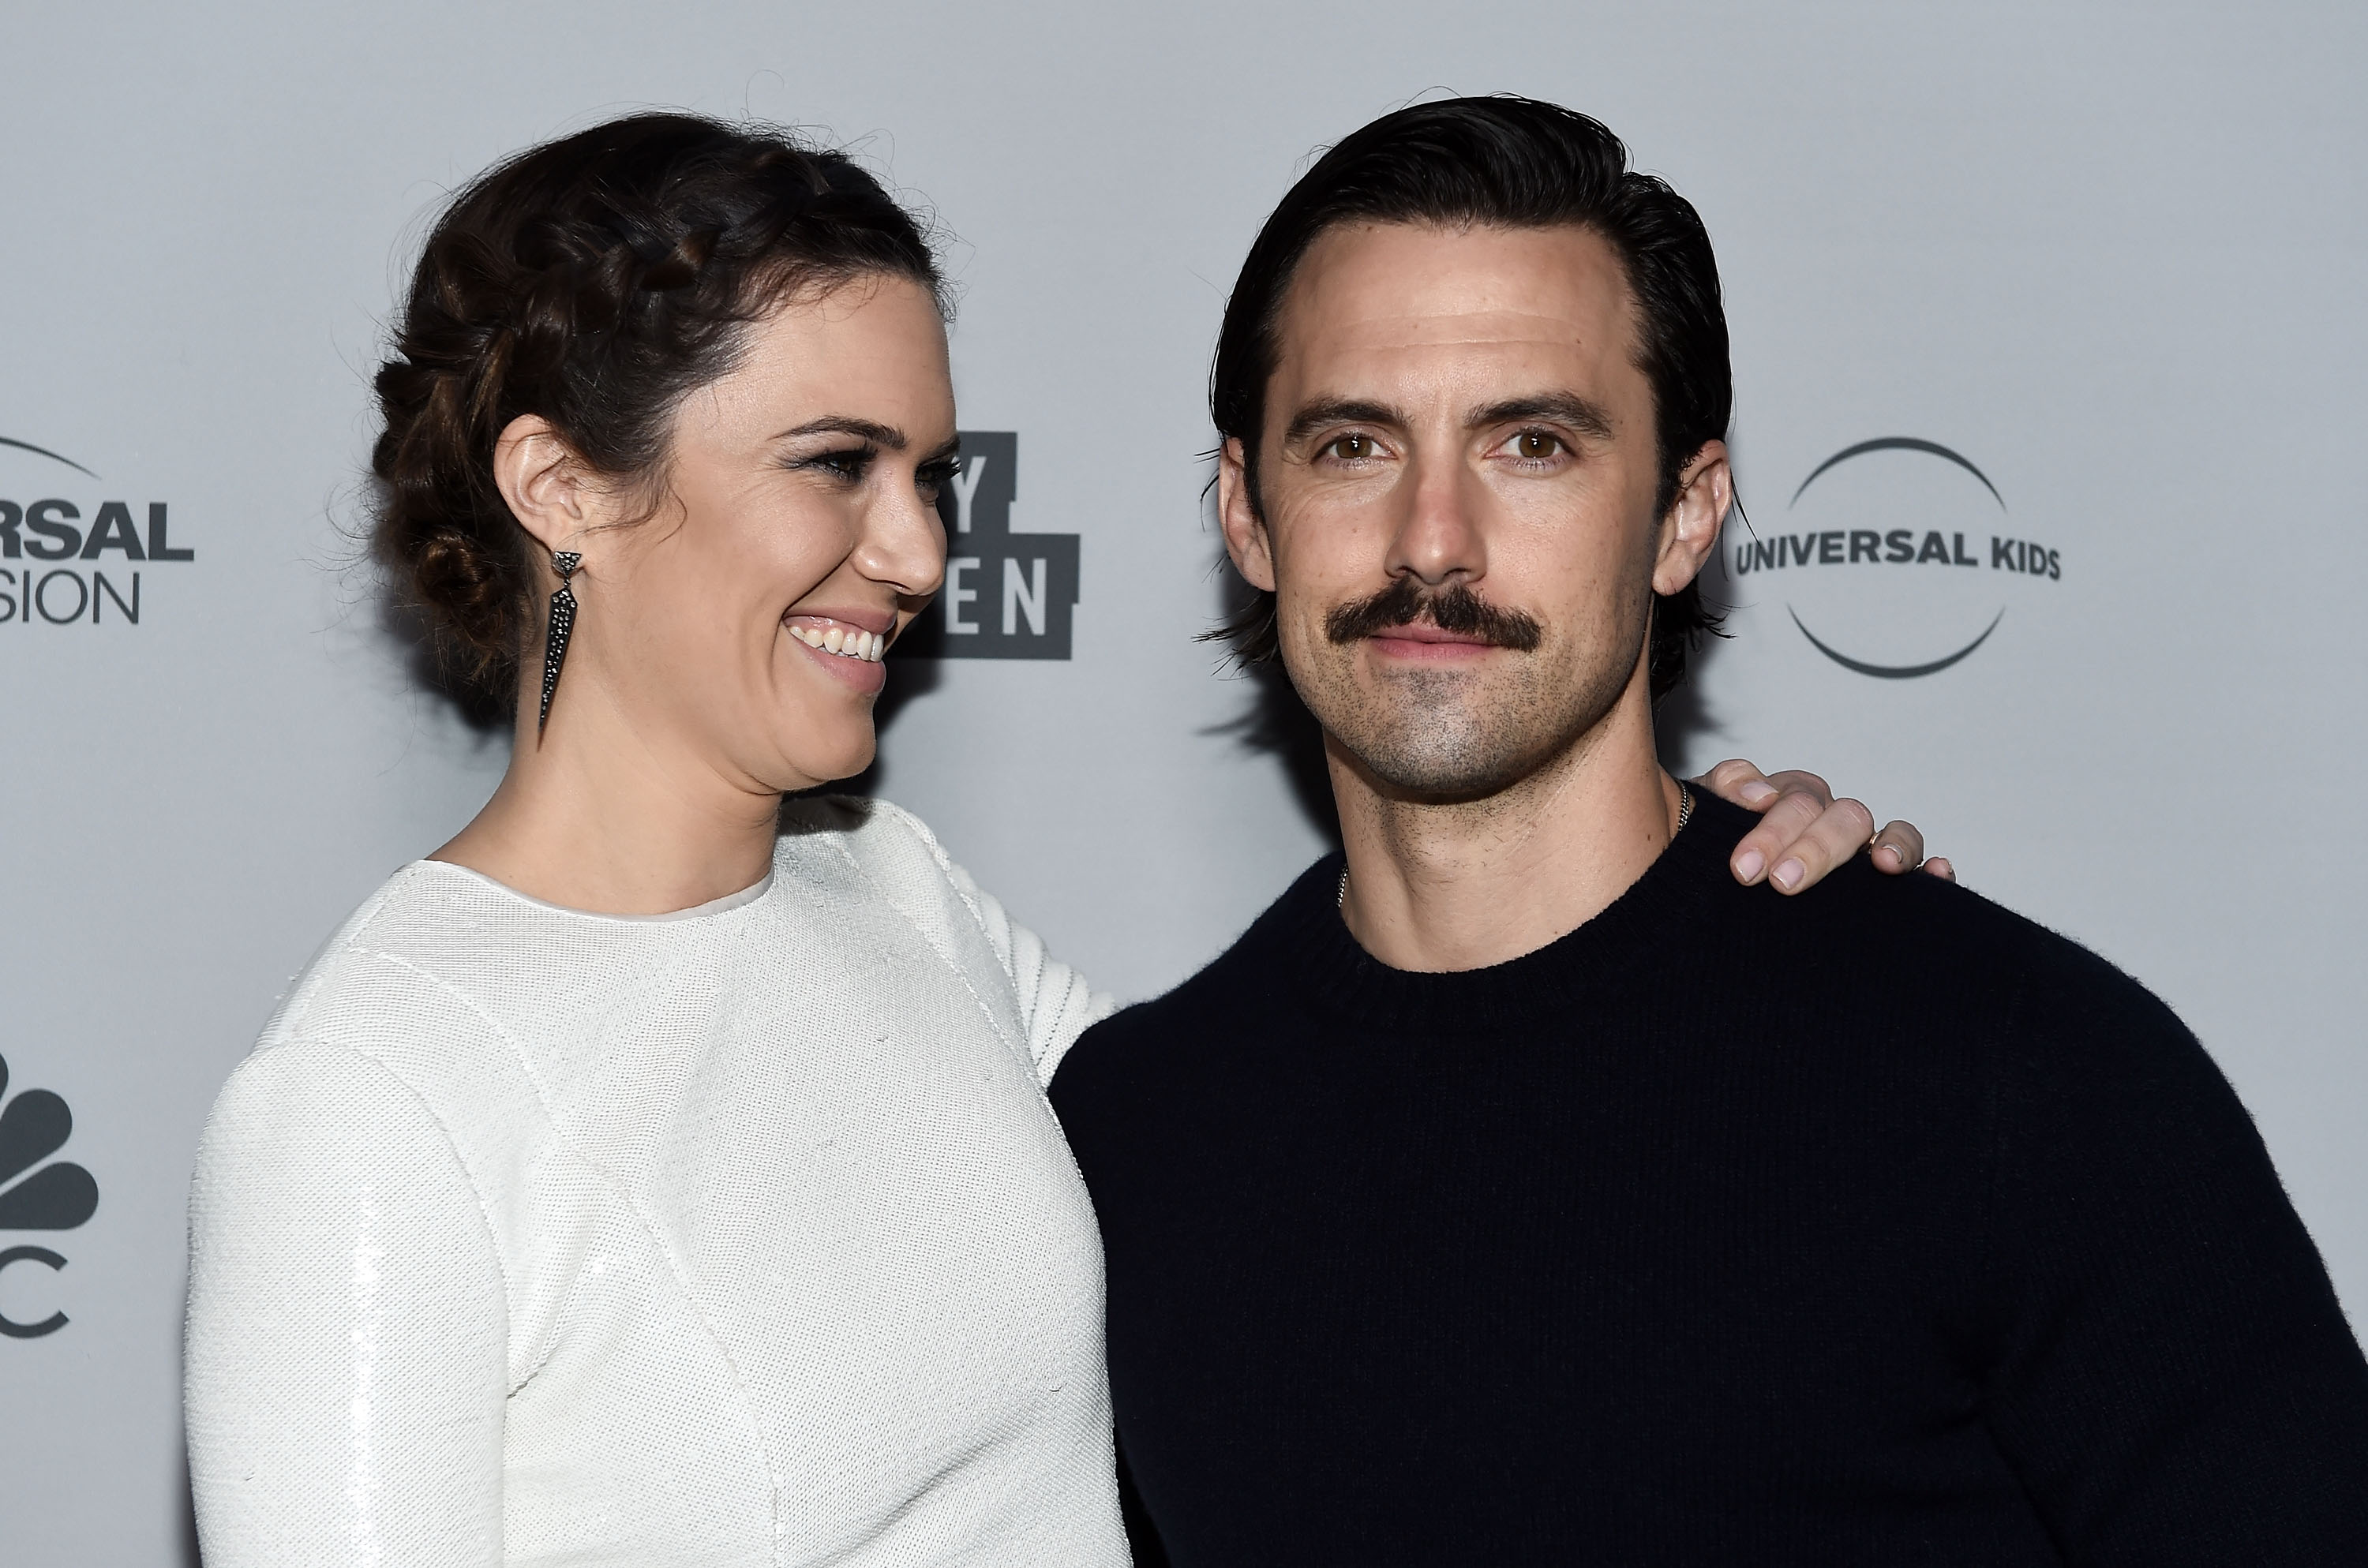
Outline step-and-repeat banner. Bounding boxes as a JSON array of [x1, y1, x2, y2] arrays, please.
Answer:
[[5, 3, 2362, 1559]]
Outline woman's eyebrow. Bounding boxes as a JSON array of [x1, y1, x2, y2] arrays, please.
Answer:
[[770, 415, 909, 448]]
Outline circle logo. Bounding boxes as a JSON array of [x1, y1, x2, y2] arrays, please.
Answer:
[[1729, 436, 2061, 679]]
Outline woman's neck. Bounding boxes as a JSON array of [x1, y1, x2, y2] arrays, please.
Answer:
[[432, 688, 785, 917]]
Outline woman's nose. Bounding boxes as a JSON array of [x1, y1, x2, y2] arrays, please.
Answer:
[[856, 480, 948, 598]]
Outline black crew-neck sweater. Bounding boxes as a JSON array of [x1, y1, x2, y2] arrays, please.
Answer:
[[1048, 794, 2368, 1566]]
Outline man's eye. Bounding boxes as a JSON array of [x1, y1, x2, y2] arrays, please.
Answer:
[[1508, 431, 1565, 462], [1325, 434, 1378, 462]]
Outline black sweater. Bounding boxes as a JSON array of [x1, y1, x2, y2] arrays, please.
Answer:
[[1049, 794, 2368, 1566]]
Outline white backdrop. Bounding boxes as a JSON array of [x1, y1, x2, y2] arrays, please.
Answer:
[[2, 4, 2362, 1561]]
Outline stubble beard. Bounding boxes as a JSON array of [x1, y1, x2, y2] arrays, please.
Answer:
[[1287, 584, 1652, 803]]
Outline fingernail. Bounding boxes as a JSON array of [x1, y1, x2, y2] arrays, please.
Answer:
[[1874, 844, 1900, 870], [1735, 848, 1765, 883], [1772, 858, 1804, 892], [1740, 780, 1778, 806]]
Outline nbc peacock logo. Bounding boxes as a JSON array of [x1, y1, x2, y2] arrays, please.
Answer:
[[0, 1051, 100, 1339]]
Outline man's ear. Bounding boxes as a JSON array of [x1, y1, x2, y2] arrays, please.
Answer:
[[1653, 439, 1732, 596], [1216, 436, 1278, 593], [493, 414, 596, 559]]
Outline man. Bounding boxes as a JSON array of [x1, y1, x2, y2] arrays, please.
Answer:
[[1047, 97, 2368, 1564]]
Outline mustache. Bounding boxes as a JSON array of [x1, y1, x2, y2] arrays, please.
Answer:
[[1324, 578, 1544, 651]]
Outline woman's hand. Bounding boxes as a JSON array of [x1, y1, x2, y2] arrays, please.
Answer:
[[1694, 758, 1957, 895]]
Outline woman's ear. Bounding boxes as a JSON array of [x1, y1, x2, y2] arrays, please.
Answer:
[[1216, 436, 1278, 593], [1653, 438, 1732, 596], [493, 414, 594, 557]]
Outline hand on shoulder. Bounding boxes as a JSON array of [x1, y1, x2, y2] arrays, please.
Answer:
[[1695, 758, 1957, 896]]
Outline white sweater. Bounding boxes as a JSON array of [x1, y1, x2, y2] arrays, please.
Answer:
[[184, 797, 1129, 1567]]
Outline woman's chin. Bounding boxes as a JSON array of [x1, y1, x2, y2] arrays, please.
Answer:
[[772, 728, 877, 794]]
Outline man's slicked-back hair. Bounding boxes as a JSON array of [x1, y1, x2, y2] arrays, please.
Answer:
[[1209, 95, 1729, 702]]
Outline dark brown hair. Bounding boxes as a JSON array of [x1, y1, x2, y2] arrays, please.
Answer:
[[1208, 95, 1729, 702], [371, 112, 943, 709]]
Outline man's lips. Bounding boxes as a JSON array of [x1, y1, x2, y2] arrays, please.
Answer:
[[1369, 623, 1497, 646], [1363, 623, 1508, 657]]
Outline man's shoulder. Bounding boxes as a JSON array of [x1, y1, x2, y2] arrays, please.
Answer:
[[1723, 840, 2190, 1054], [1051, 854, 1339, 1099]]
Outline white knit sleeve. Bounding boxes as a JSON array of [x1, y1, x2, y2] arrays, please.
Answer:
[[849, 799, 1115, 1084], [185, 1040, 507, 1567], [938, 859, 1115, 1086]]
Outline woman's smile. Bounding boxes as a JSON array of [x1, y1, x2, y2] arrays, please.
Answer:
[[785, 611, 892, 691]]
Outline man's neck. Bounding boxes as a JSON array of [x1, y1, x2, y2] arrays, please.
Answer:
[[1331, 685, 1682, 973]]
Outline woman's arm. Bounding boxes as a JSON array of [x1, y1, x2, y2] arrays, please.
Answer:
[[940, 858, 1113, 1086], [185, 1041, 507, 1567], [1695, 758, 1957, 894]]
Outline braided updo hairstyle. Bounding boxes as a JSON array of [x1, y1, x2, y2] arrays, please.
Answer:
[[371, 112, 945, 710]]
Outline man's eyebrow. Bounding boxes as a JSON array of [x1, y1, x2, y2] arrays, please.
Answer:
[[1467, 394, 1617, 442], [1281, 398, 1406, 447], [769, 416, 909, 450]]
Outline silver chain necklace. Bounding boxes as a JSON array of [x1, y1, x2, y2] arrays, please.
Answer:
[[1336, 780, 1693, 910]]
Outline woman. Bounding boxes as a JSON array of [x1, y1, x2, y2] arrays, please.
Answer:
[[183, 113, 1942, 1565]]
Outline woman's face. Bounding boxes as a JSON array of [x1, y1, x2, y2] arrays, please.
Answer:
[[563, 274, 954, 794]]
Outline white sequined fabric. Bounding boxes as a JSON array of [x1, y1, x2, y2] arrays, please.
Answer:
[[185, 796, 1126, 1567]]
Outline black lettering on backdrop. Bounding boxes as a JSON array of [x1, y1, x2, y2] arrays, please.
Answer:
[[0, 436, 196, 626], [78, 501, 144, 559], [1761, 435, 2064, 679], [0, 1247, 67, 1339], [900, 432, 1080, 661], [24, 500, 81, 559], [95, 571, 139, 623], [147, 503, 191, 562], [35, 570, 87, 623], [1734, 527, 2069, 586]]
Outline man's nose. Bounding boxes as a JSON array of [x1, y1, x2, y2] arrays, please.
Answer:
[[1385, 454, 1486, 587]]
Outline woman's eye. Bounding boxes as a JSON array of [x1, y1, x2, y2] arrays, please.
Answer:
[[807, 447, 874, 482], [1508, 431, 1565, 462], [1324, 434, 1379, 462]]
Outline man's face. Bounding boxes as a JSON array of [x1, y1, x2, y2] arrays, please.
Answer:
[[1220, 221, 1719, 800]]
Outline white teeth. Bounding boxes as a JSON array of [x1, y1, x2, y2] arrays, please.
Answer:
[[792, 623, 886, 661]]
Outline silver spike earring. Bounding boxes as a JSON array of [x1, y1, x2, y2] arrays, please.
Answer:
[[538, 551, 582, 736]]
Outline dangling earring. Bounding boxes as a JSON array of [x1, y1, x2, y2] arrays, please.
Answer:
[[538, 551, 582, 735]]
